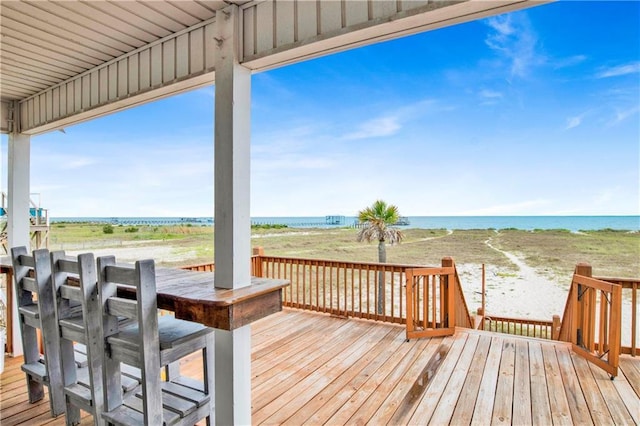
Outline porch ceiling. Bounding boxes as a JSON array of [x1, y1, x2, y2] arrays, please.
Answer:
[[0, 0, 543, 135], [0, 0, 241, 103]]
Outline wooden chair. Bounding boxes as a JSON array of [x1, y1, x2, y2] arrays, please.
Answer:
[[96, 257, 214, 425], [50, 251, 141, 426], [11, 246, 65, 416]]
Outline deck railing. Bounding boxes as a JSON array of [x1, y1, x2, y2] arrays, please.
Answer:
[[480, 313, 560, 340], [179, 255, 637, 363], [182, 251, 425, 324], [256, 254, 425, 324]]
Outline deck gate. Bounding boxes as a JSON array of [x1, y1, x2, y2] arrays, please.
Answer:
[[558, 264, 622, 378], [405, 266, 456, 340]]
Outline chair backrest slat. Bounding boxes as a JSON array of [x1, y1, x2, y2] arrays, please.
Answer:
[[57, 258, 80, 274], [105, 297, 138, 321], [19, 254, 35, 268], [104, 265, 138, 286], [22, 277, 38, 293], [59, 284, 82, 303]]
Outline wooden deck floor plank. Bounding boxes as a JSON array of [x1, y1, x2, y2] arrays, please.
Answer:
[[252, 314, 345, 376], [0, 379, 32, 395], [588, 360, 636, 424], [406, 333, 469, 424], [425, 333, 481, 426], [252, 312, 333, 359], [280, 327, 403, 426], [258, 322, 394, 424], [491, 339, 516, 425], [323, 337, 433, 425], [528, 341, 553, 426], [570, 351, 616, 425], [343, 336, 440, 425], [370, 333, 459, 425], [619, 356, 640, 398], [541, 344, 573, 425], [449, 334, 492, 425], [0, 398, 53, 425], [612, 363, 640, 424], [470, 335, 504, 425], [250, 310, 292, 336], [251, 310, 306, 340], [302, 328, 412, 425], [512, 339, 532, 426], [555, 345, 594, 426], [253, 320, 373, 410], [1, 366, 26, 383], [1, 390, 31, 410]]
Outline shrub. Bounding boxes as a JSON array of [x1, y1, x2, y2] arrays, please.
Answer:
[[124, 226, 139, 233], [102, 224, 114, 234], [251, 223, 289, 230]]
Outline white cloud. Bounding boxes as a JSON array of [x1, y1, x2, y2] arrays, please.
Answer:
[[341, 98, 444, 141], [609, 106, 640, 126], [478, 89, 503, 105], [485, 14, 542, 79], [479, 89, 503, 99], [596, 62, 640, 79], [343, 116, 401, 140], [565, 116, 582, 130], [553, 55, 588, 69]]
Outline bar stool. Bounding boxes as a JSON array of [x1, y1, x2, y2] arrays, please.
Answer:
[[50, 251, 141, 426], [11, 246, 66, 416], [96, 257, 214, 425]]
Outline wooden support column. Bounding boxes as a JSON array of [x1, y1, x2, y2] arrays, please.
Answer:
[[7, 117, 30, 356], [213, 4, 252, 425]]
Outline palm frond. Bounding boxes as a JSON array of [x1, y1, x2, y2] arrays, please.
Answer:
[[356, 200, 404, 245]]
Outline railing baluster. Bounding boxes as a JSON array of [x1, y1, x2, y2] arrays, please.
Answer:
[[349, 266, 354, 317], [633, 282, 637, 356]]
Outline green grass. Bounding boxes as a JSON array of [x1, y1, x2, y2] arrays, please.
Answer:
[[47, 223, 640, 279]]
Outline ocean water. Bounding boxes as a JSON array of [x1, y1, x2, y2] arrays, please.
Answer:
[[51, 215, 640, 232]]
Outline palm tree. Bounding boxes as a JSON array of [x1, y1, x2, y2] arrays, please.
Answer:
[[356, 200, 404, 314]]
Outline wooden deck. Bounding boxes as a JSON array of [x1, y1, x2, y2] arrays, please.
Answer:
[[2, 308, 639, 425]]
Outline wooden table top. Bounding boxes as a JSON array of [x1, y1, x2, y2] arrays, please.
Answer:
[[119, 267, 290, 330], [1, 256, 289, 330], [151, 267, 289, 307]]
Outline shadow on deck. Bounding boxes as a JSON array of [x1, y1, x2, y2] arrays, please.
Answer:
[[2, 308, 639, 425]]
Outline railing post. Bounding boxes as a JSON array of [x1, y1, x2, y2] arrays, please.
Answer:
[[442, 257, 455, 328], [575, 262, 592, 277], [552, 315, 561, 340], [574, 263, 592, 347], [252, 247, 264, 277]]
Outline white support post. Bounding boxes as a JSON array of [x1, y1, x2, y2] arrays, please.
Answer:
[[7, 130, 30, 356], [213, 4, 252, 425]]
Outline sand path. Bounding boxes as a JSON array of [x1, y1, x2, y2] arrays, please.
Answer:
[[456, 233, 569, 320]]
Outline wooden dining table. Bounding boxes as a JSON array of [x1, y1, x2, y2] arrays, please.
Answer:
[[118, 267, 289, 330], [0, 256, 289, 336]]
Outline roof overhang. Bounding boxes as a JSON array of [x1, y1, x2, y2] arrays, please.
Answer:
[[0, 0, 547, 136]]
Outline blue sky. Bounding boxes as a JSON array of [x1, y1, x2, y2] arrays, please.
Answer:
[[2, 1, 639, 217]]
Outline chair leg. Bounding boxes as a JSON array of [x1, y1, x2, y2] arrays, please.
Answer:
[[26, 375, 45, 403], [65, 399, 81, 426], [204, 333, 215, 426]]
